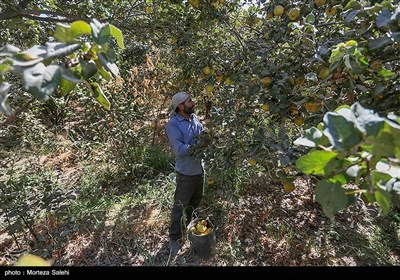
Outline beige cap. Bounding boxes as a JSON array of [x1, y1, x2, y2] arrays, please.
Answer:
[[170, 92, 189, 111]]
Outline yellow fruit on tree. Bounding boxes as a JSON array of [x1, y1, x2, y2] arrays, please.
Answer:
[[200, 220, 207, 226], [305, 102, 320, 113], [188, 0, 200, 9], [248, 159, 257, 166], [314, 0, 326, 7], [319, 67, 329, 79], [260, 76, 272, 86], [283, 181, 296, 193], [206, 85, 214, 93], [224, 77, 234, 85], [203, 66, 211, 75], [294, 116, 305, 126], [325, 6, 337, 16], [211, 0, 220, 8], [261, 104, 269, 112], [145, 6, 153, 14], [288, 8, 300, 21], [273, 5, 284, 17]]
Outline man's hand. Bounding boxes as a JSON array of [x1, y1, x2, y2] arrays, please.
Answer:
[[191, 132, 212, 157]]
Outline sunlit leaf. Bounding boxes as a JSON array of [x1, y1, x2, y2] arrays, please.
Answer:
[[293, 127, 322, 147], [46, 43, 81, 59], [98, 53, 119, 77], [70, 21, 91, 40], [351, 102, 385, 136], [102, 24, 125, 49], [89, 82, 110, 110], [378, 68, 394, 80], [60, 78, 77, 96], [296, 150, 338, 175], [323, 112, 362, 150], [22, 63, 62, 101], [0, 82, 11, 115], [375, 187, 391, 216], [54, 23, 71, 43], [0, 44, 20, 56]]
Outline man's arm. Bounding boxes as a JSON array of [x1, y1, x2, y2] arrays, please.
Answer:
[[165, 121, 194, 157]]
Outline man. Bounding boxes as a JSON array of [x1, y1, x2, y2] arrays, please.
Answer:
[[164, 92, 205, 256]]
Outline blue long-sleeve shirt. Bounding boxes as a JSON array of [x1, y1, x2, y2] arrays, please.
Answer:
[[165, 113, 204, 175]]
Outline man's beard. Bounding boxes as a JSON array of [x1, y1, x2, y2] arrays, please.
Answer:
[[184, 105, 194, 115]]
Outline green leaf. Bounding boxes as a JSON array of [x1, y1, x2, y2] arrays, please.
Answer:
[[98, 53, 119, 77], [60, 78, 77, 96], [54, 23, 71, 43], [0, 82, 12, 115], [329, 172, 350, 185], [97, 66, 112, 81], [315, 180, 348, 219], [375, 188, 391, 216], [346, 165, 360, 177], [104, 24, 125, 49], [90, 82, 110, 110], [383, 119, 400, 139], [293, 126, 322, 147], [376, 160, 400, 178], [70, 21, 91, 40], [345, 9, 359, 23], [376, 9, 392, 29], [90, 19, 106, 45], [295, 150, 338, 175], [0, 44, 20, 56], [45, 43, 81, 60], [344, 54, 352, 69], [0, 63, 11, 75], [378, 68, 394, 80], [363, 132, 395, 157], [371, 170, 392, 186], [344, 0, 361, 10], [305, 14, 315, 24], [392, 32, 400, 42], [323, 112, 362, 150], [61, 68, 81, 83], [351, 102, 385, 136], [22, 63, 62, 101], [368, 37, 391, 50], [79, 58, 98, 80]]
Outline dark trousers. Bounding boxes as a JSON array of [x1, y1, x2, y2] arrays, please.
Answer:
[[169, 172, 204, 241]]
